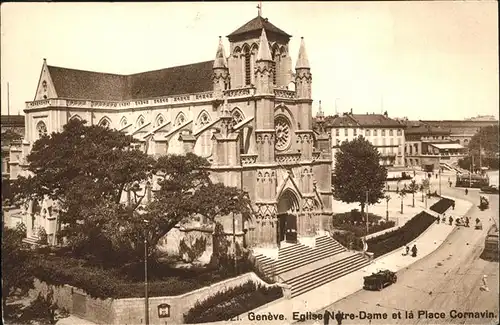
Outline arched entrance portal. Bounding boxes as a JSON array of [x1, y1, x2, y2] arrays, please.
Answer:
[[277, 189, 300, 245]]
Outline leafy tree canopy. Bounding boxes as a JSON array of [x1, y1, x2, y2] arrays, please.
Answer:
[[12, 119, 251, 263], [468, 125, 499, 157], [332, 136, 388, 212]]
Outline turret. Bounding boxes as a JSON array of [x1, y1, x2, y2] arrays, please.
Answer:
[[295, 37, 312, 99], [213, 36, 230, 97], [254, 29, 274, 95]]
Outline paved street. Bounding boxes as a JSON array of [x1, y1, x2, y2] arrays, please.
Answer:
[[314, 183, 499, 325]]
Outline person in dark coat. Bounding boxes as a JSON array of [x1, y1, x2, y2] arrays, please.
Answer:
[[335, 311, 344, 325], [324, 310, 330, 325], [465, 188, 468, 195], [411, 244, 418, 257], [449, 216, 453, 225], [405, 245, 410, 256]]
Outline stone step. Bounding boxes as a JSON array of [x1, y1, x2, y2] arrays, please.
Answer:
[[275, 246, 346, 275], [288, 254, 370, 298]]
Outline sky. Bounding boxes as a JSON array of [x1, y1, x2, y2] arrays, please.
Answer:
[[1, 1, 498, 120]]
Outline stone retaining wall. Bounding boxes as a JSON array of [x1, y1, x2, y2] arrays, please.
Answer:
[[30, 272, 281, 325]]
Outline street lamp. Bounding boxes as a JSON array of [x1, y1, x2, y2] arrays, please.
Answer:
[[143, 219, 149, 325]]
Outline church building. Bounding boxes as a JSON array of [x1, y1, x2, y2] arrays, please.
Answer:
[[14, 12, 333, 248]]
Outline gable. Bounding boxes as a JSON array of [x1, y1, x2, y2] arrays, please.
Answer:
[[34, 62, 58, 100]]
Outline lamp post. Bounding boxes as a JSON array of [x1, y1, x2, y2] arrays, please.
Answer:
[[365, 190, 369, 236], [231, 196, 238, 273], [143, 219, 149, 325]]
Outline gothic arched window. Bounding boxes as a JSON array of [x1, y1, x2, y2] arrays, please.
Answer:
[[174, 112, 186, 127], [36, 121, 47, 139], [196, 111, 211, 127], [232, 108, 244, 125], [136, 115, 145, 127], [155, 114, 165, 127], [244, 46, 251, 86], [120, 117, 128, 128], [98, 117, 111, 129]]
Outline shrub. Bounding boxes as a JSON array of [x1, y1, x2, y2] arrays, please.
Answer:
[[429, 197, 455, 214], [15, 222, 27, 238], [367, 211, 435, 257], [330, 212, 394, 237], [30, 249, 264, 299], [183, 280, 283, 323], [37, 227, 48, 245], [330, 231, 363, 251], [179, 235, 207, 263]]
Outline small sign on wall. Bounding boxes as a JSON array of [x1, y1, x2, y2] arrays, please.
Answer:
[[158, 303, 170, 318]]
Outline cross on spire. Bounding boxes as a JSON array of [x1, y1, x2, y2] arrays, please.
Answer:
[[257, 1, 262, 17]]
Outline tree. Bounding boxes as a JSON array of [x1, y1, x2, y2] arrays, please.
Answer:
[[407, 180, 419, 207], [12, 119, 156, 253], [459, 125, 500, 171], [101, 153, 251, 263], [332, 136, 387, 214], [1, 223, 35, 312]]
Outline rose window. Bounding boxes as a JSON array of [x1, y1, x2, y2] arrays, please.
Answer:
[[275, 116, 291, 151]]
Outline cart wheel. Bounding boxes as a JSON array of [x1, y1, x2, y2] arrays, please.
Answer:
[[393, 275, 398, 283]]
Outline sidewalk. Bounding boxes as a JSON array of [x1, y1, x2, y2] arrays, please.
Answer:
[[56, 315, 98, 325], [237, 195, 472, 324]]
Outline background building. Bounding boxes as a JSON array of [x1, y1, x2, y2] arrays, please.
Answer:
[[403, 122, 467, 172], [1, 115, 24, 180], [419, 118, 498, 147], [316, 110, 405, 171]]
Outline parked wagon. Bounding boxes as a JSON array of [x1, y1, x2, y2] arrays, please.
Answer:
[[479, 196, 489, 211]]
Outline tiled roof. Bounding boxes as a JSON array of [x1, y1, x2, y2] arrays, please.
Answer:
[[227, 16, 291, 39], [47, 60, 215, 101], [127, 61, 214, 100], [0, 115, 25, 127], [405, 126, 451, 135], [48, 66, 128, 101], [321, 113, 403, 128], [350, 114, 403, 127]]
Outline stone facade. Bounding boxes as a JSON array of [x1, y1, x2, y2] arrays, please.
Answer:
[[15, 14, 333, 249]]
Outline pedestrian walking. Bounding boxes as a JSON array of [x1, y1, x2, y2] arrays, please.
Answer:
[[480, 275, 490, 292], [324, 309, 330, 325], [449, 216, 453, 225], [411, 244, 418, 257], [465, 188, 469, 195], [452, 201, 455, 210], [465, 216, 470, 227], [405, 245, 410, 256], [335, 311, 343, 325]]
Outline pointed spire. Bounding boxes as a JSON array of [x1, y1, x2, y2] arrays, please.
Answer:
[[318, 100, 324, 117], [295, 37, 310, 69], [256, 29, 272, 62], [213, 36, 228, 69]]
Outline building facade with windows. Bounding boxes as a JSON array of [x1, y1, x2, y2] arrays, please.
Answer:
[[317, 111, 405, 169], [404, 125, 466, 170], [13, 14, 334, 248], [1, 115, 25, 180]]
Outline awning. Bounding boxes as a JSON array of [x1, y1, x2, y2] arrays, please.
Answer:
[[429, 143, 464, 150]]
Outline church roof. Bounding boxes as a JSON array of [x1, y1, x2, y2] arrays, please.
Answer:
[[47, 60, 215, 101], [227, 16, 291, 39]]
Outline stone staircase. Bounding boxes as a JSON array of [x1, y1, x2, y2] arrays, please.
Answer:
[[288, 253, 370, 297], [22, 235, 40, 246], [253, 235, 370, 297]]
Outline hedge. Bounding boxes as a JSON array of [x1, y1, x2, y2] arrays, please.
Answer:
[[366, 211, 435, 258], [30, 253, 259, 299], [331, 211, 395, 238], [429, 197, 455, 214], [183, 281, 283, 323]]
